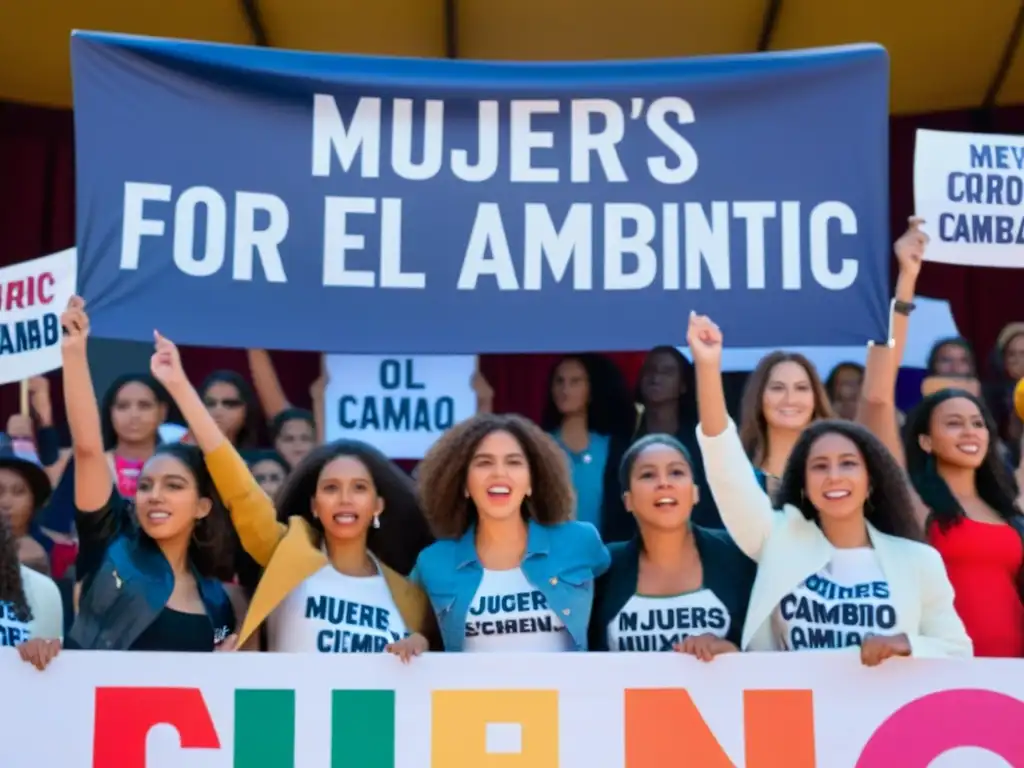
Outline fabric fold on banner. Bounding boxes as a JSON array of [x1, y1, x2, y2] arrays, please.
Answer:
[[72, 32, 890, 354]]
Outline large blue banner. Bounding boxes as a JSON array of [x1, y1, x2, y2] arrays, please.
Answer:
[[71, 32, 890, 354]]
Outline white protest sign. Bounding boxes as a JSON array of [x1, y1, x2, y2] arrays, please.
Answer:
[[0, 248, 77, 385], [324, 354, 476, 458], [914, 128, 1024, 268], [677, 296, 961, 374], [3, 650, 1024, 767]]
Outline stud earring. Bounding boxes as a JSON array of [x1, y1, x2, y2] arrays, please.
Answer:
[[372, 514, 381, 529]]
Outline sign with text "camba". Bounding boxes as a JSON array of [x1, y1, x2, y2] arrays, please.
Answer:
[[3, 651, 1023, 767], [71, 32, 890, 354]]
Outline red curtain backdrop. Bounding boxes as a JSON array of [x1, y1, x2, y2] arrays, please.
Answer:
[[2, 101, 1024, 432]]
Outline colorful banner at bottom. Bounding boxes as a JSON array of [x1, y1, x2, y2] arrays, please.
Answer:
[[3, 650, 1022, 767]]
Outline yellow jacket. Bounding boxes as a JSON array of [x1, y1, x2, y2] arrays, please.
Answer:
[[204, 443, 435, 648]]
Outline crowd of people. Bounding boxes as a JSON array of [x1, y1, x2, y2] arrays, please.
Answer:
[[3, 219, 1024, 672]]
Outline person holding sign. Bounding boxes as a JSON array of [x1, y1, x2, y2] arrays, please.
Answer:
[[153, 334, 437, 659], [588, 434, 755, 658], [412, 414, 610, 652], [689, 312, 972, 663], [59, 298, 239, 654], [540, 354, 636, 542]]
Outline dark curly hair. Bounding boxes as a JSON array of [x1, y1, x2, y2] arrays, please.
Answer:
[[0, 514, 31, 622], [740, 351, 833, 465], [416, 413, 574, 539], [101, 373, 169, 451], [139, 443, 239, 582], [200, 370, 261, 449], [274, 440, 433, 576], [540, 354, 636, 440], [904, 389, 1021, 532], [635, 346, 698, 434], [777, 420, 922, 541]]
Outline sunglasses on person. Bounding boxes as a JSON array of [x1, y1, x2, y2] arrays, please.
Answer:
[[204, 397, 244, 409]]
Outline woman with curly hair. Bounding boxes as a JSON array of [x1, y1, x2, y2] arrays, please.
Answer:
[[739, 350, 833, 498], [689, 312, 971, 664], [160, 334, 436, 659], [540, 354, 637, 541], [903, 390, 1024, 657], [589, 434, 755, 660], [58, 298, 238, 655], [413, 413, 610, 653]]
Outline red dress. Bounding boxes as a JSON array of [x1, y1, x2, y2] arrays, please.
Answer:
[[929, 518, 1024, 657]]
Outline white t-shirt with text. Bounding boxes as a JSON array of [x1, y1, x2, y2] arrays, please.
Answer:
[[268, 563, 409, 653], [607, 589, 731, 652], [772, 547, 897, 651], [0, 565, 63, 648], [463, 567, 575, 653]]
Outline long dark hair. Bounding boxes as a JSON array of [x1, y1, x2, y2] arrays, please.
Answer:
[[635, 346, 697, 435], [540, 354, 635, 440], [199, 370, 261, 449], [275, 440, 433, 575], [777, 420, 921, 541], [100, 374, 169, 451], [0, 514, 30, 622], [904, 389, 1021, 531], [136, 443, 237, 581]]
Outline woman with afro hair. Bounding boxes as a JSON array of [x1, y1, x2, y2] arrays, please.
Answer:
[[412, 413, 610, 653], [689, 312, 971, 664]]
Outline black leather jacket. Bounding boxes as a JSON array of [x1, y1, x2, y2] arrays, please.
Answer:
[[67, 490, 234, 650]]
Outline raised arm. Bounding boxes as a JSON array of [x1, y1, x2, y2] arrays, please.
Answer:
[[688, 313, 775, 561], [247, 349, 290, 420], [151, 333, 285, 566], [857, 218, 925, 466], [857, 219, 930, 530], [60, 298, 112, 512]]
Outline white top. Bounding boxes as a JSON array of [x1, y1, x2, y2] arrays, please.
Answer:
[[695, 418, 972, 657], [267, 563, 408, 653], [0, 566, 63, 647], [463, 567, 575, 653], [772, 547, 896, 651], [607, 589, 731, 652]]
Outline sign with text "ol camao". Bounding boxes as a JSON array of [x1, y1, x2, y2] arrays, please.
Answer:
[[71, 32, 890, 354], [4, 651, 1024, 767]]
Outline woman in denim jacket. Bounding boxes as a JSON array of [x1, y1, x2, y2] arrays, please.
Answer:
[[412, 414, 610, 652]]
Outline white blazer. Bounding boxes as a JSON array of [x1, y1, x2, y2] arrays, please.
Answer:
[[696, 420, 972, 658]]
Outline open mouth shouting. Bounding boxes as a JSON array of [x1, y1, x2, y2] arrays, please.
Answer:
[[654, 496, 679, 508], [487, 484, 512, 502]]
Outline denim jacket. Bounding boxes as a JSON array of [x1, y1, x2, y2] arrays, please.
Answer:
[[67, 489, 235, 651], [411, 519, 611, 651]]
